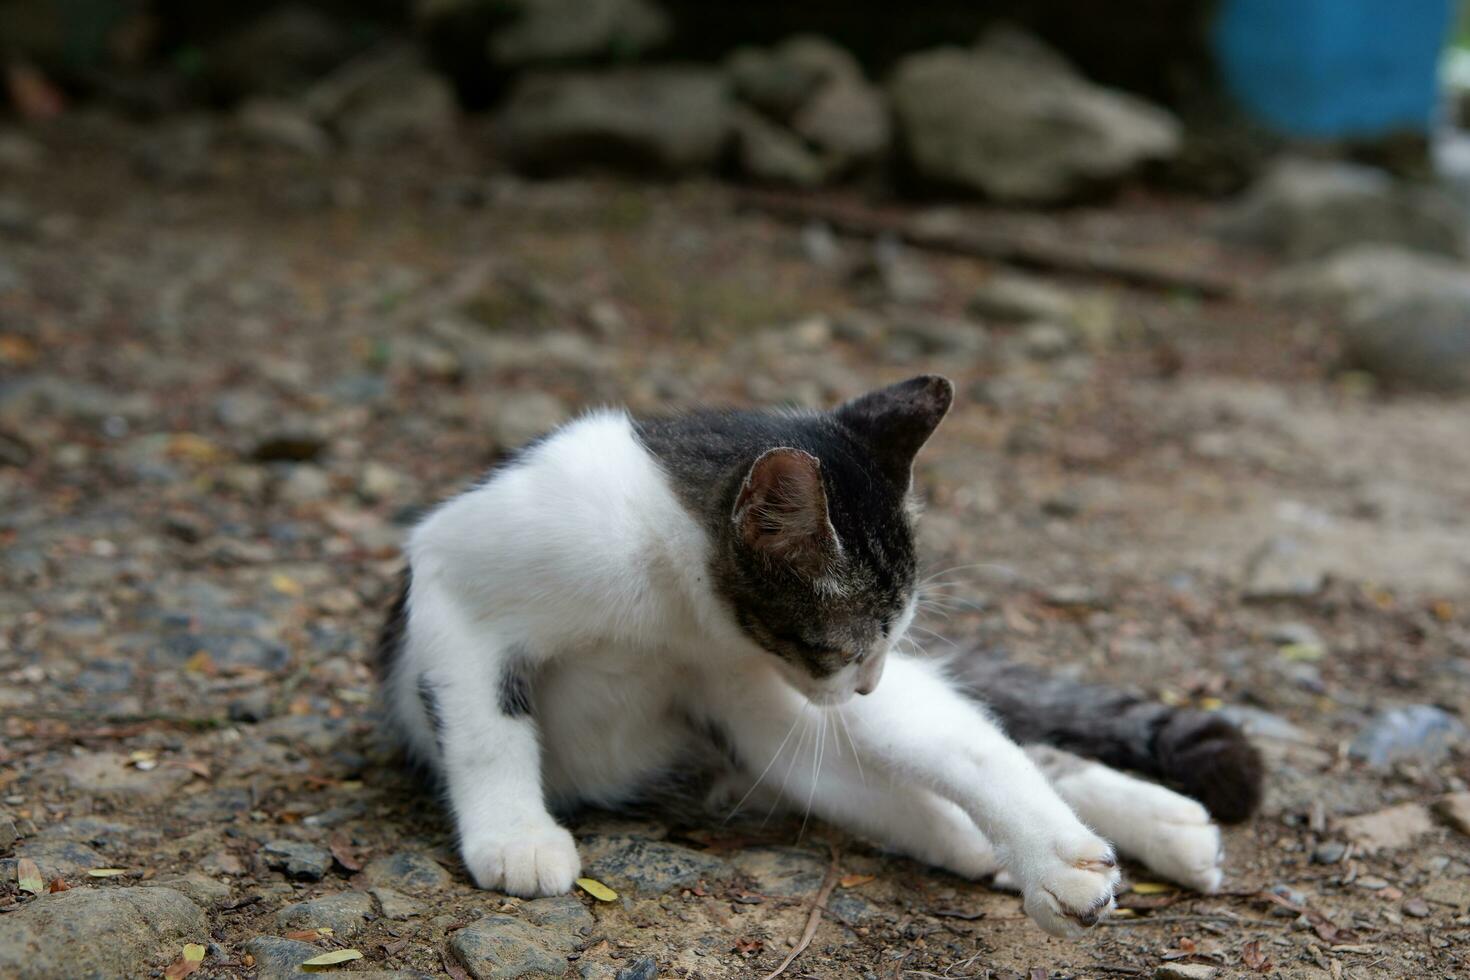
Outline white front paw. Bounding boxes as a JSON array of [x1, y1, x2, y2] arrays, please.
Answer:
[[1137, 795, 1224, 894], [462, 823, 580, 897], [1019, 832, 1119, 938]]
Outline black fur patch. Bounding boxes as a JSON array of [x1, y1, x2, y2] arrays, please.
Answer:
[[375, 569, 412, 678], [416, 673, 446, 757], [498, 652, 534, 718], [953, 651, 1264, 824]]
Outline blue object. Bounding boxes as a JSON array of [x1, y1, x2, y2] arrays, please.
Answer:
[[1212, 0, 1455, 138]]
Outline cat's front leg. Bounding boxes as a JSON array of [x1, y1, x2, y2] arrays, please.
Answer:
[[829, 657, 1121, 937], [404, 581, 578, 897]]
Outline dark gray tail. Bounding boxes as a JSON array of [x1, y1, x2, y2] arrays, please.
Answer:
[[951, 653, 1263, 824]]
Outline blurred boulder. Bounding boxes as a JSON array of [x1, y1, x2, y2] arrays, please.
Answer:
[[206, 4, 354, 101], [1218, 159, 1467, 260], [726, 35, 862, 123], [485, 0, 670, 68], [732, 107, 823, 187], [889, 30, 1180, 203], [791, 74, 889, 175], [1266, 245, 1470, 391], [235, 99, 331, 157], [331, 58, 459, 153], [496, 67, 729, 174]]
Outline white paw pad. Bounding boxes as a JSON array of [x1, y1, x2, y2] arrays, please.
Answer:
[[463, 826, 581, 897]]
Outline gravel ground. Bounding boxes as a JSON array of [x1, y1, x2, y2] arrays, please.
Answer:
[[2, 118, 1470, 979]]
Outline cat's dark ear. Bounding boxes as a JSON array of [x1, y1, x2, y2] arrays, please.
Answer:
[[835, 375, 953, 483], [733, 447, 838, 576]]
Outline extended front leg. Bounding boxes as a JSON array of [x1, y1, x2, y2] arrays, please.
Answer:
[[403, 579, 579, 897], [719, 656, 1119, 937]]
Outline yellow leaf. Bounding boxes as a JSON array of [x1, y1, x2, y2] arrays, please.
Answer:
[[301, 949, 363, 969], [576, 877, 618, 902], [87, 868, 130, 877], [182, 944, 206, 963], [1197, 697, 1223, 711], [838, 874, 875, 889], [271, 573, 303, 596], [1280, 643, 1324, 662], [16, 857, 42, 895], [1130, 881, 1175, 895], [184, 651, 215, 674]]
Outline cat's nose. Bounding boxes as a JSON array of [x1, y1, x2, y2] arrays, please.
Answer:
[[854, 680, 876, 696]]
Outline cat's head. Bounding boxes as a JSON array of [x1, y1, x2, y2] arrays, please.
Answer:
[[721, 375, 953, 705]]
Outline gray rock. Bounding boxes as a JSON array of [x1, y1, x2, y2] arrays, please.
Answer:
[[5, 840, 104, 879], [1338, 802, 1437, 853], [1263, 245, 1470, 390], [0, 130, 43, 172], [487, 0, 669, 68], [144, 872, 233, 908], [519, 895, 595, 934], [968, 274, 1083, 325], [497, 68, 730, 175], [236, 98, 331, 157], [889, 34, 1179, 203], [371, 886, 425, 920], [580, 834, 728, 894], [731, 845, 825, 897], [276, 464, 332, 504], [1350, 705, 1468, 767], [1243, 536, 1326, 601], [0, 887, 207, 980], [1312, 840, 1347, 864], [727, 35, 861, 122], [275, 889, 375, 937], [243, 935, 321, 980], [616, 958, 659, 980], [791, 77, 890, 174], [888, 315, 988, 357], [1219, 159, 1466, 260], [0, 813, 17, 849], [1022, 322, 1075, 360], [447, 914, 572, 979], [335, 64, 458, 153], [59, 752, 193, 805], [732, 108, 824, 187], [1155, 966, 1217, 980], [362, 851, 452, 895], [490, 391, 570, 452], [261, 839, 333, 881], [133, 118, 214, 185]]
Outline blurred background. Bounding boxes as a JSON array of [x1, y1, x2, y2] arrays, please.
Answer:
[[3, 2, 1470, 978]]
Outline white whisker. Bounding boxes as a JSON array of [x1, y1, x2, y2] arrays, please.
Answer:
[[726, 704, 805, 822], [836, 707, 865, 787]]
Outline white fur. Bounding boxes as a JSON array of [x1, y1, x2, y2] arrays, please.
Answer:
[[385, 411, 1225, 934]]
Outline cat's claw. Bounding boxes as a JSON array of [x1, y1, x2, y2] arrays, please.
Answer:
[[1020, 835, 1119, 938], [462, 825, 581, 897]]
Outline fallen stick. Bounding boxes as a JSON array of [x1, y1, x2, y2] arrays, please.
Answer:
[[734, 189, 1239, 299], [760, 844, 842, 980]]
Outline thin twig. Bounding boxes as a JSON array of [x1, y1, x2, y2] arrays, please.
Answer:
[[735, 188, 1239, 298], [759, 843, 842, 980]]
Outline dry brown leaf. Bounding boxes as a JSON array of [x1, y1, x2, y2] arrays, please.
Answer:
[[285, 930, 325, 942], [329, 836, 362, 872], [838, 873, 875, 889], [1242, 940, 1272, 972], [163, 943, 206, 980], [48, 878, 69, 893]]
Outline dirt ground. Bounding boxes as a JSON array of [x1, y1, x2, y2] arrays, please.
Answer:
[[3, 118, 1470, 979]]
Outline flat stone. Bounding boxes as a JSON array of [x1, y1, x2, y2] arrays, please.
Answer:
[[59, 751, 192, 804], [261, 839, 333, 881], [0, 887, 207, 980], [1155, 966, 1218, 980], [447, 914, 571, 979], [144, 872, 233, 908], [1349, 705, 1468, 768], [274, 889, 375, 937], [616, 958, 659, 980], [580, 834, 729, 895], [1338, 803, 1437, 853], [519, 895, 595, 935], [243, 935, 321, 980], [5, 839, 105, 879], [362, 851, 452, 895], [1422, 877, 1470, 911], [1435, 792, 1470, 836], [371, 886, 424, 920]]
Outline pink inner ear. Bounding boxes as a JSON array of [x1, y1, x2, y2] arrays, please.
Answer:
[[737, 449, 831, 561]]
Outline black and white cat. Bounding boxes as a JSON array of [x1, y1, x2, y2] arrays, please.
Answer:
[[378, 376, 1260, 938]]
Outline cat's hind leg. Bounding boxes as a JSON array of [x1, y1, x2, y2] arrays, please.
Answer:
[[1026, 746, 1224, 894]]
